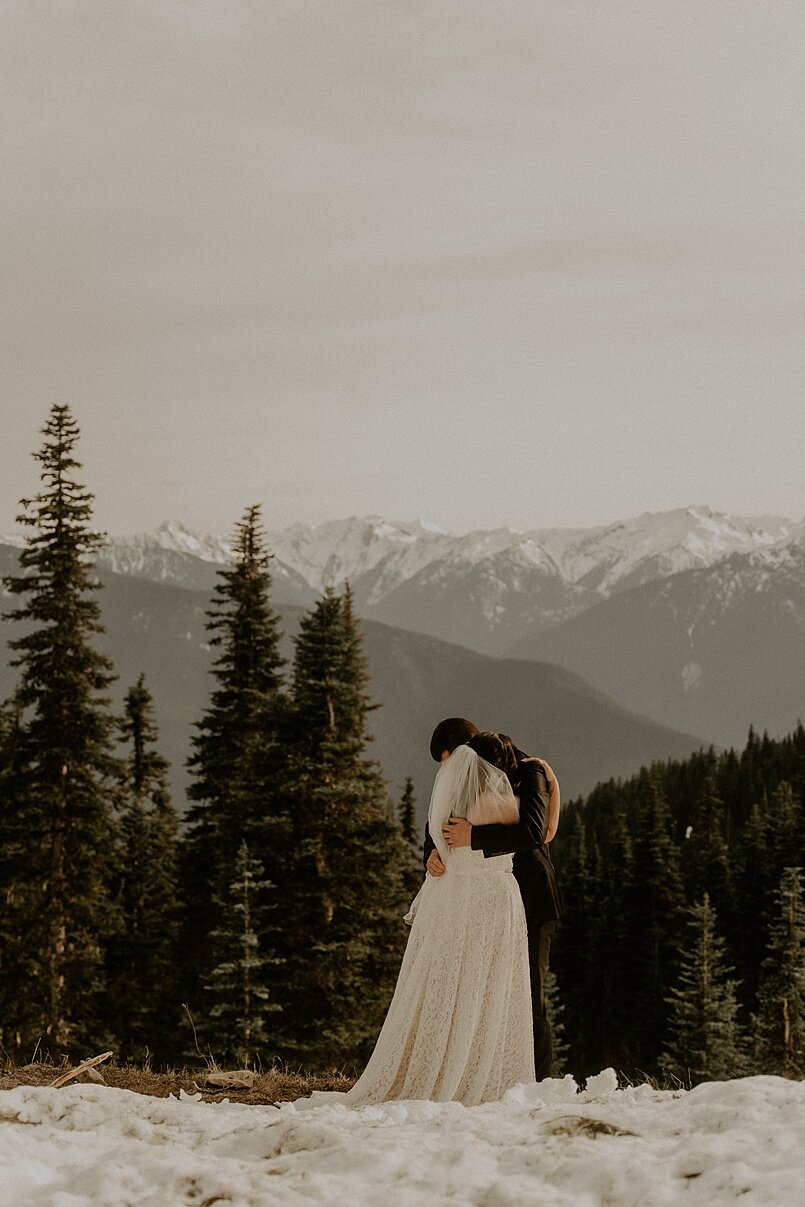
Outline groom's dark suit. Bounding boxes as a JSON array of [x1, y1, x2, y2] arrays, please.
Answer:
[[423, 750, 562, 1080]]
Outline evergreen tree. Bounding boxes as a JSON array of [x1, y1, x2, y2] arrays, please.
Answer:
[[181, 504, 288, 1013], [661, 893, 748, 1085], [108, 674, 181, 1062], [684, 773, 730, 916], [280, 586, 411, 1067], [0, 405, 121, 1051], [0, 700, 34, 1052], [630, 769, 686, 1067], [544, 966, 568, 1076], [765, 782, 804, 886], [592, 810, 639, 1070], [397, 776, 422, 897], [754, 867, 805, 1078], [203, 840, 276, 1067], [732, 793, 771, 1003], [552, 810, 596, 1071]]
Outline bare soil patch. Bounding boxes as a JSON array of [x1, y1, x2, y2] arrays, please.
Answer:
[[0, 1060, 356, 1106]]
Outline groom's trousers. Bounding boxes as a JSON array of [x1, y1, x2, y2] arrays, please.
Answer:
[[527, 919, 556, 1081]]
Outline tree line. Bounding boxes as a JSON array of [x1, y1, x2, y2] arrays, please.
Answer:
[[0, 405, 418, 1068], [551, 728, 805, 1083]]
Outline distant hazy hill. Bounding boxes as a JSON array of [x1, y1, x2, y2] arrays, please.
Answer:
[[0, 543, 705, 817], [511, 543, 805, 748]]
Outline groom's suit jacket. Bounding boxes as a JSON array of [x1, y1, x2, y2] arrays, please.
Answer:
[[422, 749, 562, 925]]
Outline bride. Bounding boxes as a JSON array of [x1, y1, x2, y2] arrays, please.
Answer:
[[304, 732, 535, 1108]]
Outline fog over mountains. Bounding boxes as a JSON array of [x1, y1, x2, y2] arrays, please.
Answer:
[[3, 503, 805, 811]]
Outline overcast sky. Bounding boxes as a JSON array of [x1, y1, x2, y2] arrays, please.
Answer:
[[2, 0, 805, 537]]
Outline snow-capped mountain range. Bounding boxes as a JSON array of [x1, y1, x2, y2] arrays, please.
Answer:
[[4, 503, 805, 781], [21, 504, 798, 658]]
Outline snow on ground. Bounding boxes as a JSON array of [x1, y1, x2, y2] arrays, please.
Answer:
[[1, 1070, 804, 1206]]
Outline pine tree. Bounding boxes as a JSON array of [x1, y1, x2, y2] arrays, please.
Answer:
[[397, 776, 422, 897], [684, 773, 730, 915], [108, 674, 181, 1062], [661, 894, 748, 1085], [593, 810, 638, 1070], [544, 966, 568, 1076], [280, 586, 411, 1067], [630, 769, 686, 1068], [754, 867, 805, 1078], [0, 405, 121, 1052], [0, 700, 33, 1052], [732, 793, 771, 1003], [203, 840, 277, 1067], [181, 504, 288, 1017], [552, 809, 596, 1071], [765, 783, 803, 887]]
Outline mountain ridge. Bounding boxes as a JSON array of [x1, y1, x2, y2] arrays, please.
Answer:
[[6, 504, 798, 654], [0, 541, 706, 817]]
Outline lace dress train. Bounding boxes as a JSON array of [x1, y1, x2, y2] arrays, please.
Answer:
[[342, 848, 534, 1106]]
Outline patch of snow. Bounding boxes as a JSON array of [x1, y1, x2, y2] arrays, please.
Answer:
[[2, 1074, 804, 1205]]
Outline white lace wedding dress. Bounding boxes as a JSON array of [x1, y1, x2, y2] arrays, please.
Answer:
[[300, 745, 535, 1108]]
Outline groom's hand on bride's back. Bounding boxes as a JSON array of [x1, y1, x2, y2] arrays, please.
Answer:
[[426, 849, 446, 877]]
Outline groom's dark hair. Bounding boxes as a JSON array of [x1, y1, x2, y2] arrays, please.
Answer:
[[429, 717, 480, 762]]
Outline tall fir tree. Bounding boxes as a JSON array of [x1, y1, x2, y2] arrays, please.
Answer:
[[544, 966, 568, 1076], [765, 783, 804, 889], [684, 774, 730, 916], [397, 776, 422, 897], [592, 810, 639, 1070], [552, 810, 596, 1071], [0, 405, 121, 1052], [754, 867, 805, 1078], [279, 586, 411, 1067], [661, 893, 748, 1085], [108, 674, 181, 1062], [630, 769, 686, 1067], [181, 504, 288, 1026], [732, 793, 771, 1004], [203, 840, 277, 1067]]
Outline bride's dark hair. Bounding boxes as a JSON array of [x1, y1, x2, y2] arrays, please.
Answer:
[[467, 731, 518, 781]]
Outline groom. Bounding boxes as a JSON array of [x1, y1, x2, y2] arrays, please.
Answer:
[[422, 717, 562, 1080]]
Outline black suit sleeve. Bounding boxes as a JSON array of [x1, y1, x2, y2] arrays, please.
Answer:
[[423, 822, 435, 871], [470, 758, 549, 857]]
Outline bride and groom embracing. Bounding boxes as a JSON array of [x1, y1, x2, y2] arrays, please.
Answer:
[[302, 717, 562, 1109]]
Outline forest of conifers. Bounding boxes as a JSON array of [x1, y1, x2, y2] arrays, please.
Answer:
[[1, 405, 803, 1085]]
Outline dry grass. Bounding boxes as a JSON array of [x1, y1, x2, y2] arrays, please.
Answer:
[[0, 1057, 356, 1106]]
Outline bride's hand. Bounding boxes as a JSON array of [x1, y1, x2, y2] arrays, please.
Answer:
[[426, 849, 446, 877]]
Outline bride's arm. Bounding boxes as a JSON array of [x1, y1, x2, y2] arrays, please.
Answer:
[[423, 822, 446, 875]]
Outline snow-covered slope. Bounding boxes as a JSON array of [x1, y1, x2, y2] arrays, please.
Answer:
[[86, 505, 803, 654], [2, 1072, 804, 1206], [517, 539, 805, 747], [265, 516, 454, 595], [97, 521, 315, 605], [534, 505, 794, 596]]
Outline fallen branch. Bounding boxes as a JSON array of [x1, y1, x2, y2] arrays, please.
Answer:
[[50, 1051, 113, 1089]]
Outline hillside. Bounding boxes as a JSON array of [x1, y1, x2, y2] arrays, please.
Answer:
[[511, 543, 805, 747], [0, 544, 706, 813]]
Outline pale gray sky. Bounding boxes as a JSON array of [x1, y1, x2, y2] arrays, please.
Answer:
[[2, 0, 805, 537]]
